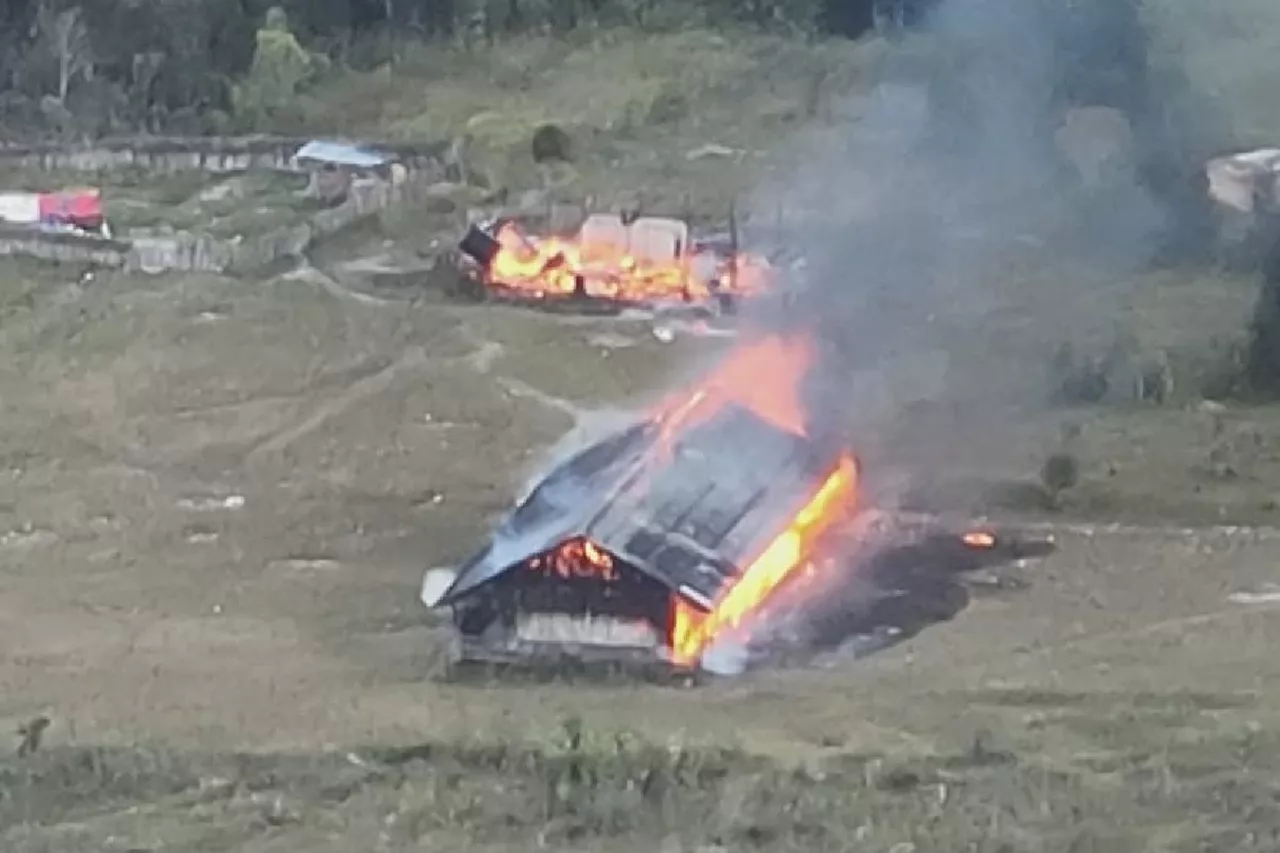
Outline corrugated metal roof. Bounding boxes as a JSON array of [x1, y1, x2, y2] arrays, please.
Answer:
[[441, 405, 838, 608], [293, 140, 390, 168], [584, 403, 830, 604]]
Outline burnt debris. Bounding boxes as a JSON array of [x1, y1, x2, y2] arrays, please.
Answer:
[[760, 522, 1056, 668], [458, 220, 503, 268]]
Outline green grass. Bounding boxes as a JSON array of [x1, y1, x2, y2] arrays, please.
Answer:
[[109, 171, 319, 237], [1142, 0, 1280, 146], [2, 706, 1278, 852], [297, 29, 882, 202], [1, 29, 886, 243]]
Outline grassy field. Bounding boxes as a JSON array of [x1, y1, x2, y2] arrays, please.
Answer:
[[297, 29, 883, 214], [0, 235, 1275, 851], [5, 698, 1280, 851], [1, 22, 1279, 853]]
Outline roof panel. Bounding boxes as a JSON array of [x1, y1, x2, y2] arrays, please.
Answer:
[[441, 402, 842, 607], [294, 140, 390, 167]]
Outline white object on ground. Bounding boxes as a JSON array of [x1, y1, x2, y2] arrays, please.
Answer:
[[420, 567, 458, 609], [1228, 587, 1280, 605]]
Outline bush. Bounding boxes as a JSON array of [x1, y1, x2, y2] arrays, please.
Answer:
[[231, 7, 327, 130], [1040, 452, 1080, 507], [531, 123, 573, 163]]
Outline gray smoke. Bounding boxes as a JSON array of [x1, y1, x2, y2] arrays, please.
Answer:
[[743, 0, 1173, 503]]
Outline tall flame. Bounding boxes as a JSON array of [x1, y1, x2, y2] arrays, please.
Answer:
[[655, 333, 858, 667], [655, 334, 814, 438], [670, 454, 858, 666]]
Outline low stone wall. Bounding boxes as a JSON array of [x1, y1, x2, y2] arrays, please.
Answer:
[[124, 171, 444, 274], [0, 134, 454, 274], [0, 135, 450, 175], [0, 226, 130, 266], [0, 173, 444, 273]]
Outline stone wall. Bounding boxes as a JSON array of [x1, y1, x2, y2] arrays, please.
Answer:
[[123, 171, 443, 274], [0, 226, 130, 266], [0, 135, 452, 273], [0, 135, 449, 175]]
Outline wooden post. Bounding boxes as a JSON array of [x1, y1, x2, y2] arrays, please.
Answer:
[[728, 197, 739, 291]]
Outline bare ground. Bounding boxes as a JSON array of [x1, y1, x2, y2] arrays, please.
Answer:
[[1, 253, 1280, 851]]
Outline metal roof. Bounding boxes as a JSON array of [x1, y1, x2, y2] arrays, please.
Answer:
[[440, 404, 839, 608], [293, 140, 390, 168], [583, 404, 831, 606]]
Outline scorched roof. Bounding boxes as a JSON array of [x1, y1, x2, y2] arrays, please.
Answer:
[[439, 401, 843, 609]]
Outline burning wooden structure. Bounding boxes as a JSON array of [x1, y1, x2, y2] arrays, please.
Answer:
[[426, 402, 855, 670], [454, 212, 774, 313], [421, 334, 1054, 675], [421, 335, 848, 670]]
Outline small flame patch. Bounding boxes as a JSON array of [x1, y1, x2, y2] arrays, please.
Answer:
[[962, 530, 998, 550], [528, 538, 617, 581]]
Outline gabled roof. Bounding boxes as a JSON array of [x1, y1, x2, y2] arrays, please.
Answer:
[[439, 403, 840, 609]]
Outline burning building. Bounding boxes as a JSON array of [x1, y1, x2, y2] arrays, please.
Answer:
[[422, 335, 857, 671], [420, 333, 1051, 675], [455, 212, 774, 313]]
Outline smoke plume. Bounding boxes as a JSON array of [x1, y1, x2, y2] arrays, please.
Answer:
[[744, 0, 1178, 505]]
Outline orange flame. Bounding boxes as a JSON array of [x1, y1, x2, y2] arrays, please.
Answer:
[[525, 330, 857, 668], [481, 221, 771, 304], [653, 333, 858, 667], [670, 454, 858, 666], [655, 334, 814, 438], [962, 530, 997, 550], [528, 537, 617, 581]]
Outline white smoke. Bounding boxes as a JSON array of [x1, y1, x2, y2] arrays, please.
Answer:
[[740, 0, 1172, 503]]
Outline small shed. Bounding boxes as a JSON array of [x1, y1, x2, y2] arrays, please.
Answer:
[[293, 140, 404, 203]]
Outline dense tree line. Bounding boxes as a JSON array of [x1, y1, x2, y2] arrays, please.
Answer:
[[0, 0, 1217, 177], [0, 0, 852, 137], [0, 0, 1161, 134]]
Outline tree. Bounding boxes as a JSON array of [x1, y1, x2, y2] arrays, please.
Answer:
[[36, 3, 92, 103], [130, 50, 165, 128], [232, 6, 325, 128]]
